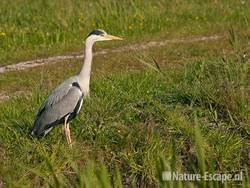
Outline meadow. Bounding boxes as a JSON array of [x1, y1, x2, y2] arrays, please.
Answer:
[[0, 0, 250, 66], [0, 0, 250, 187]]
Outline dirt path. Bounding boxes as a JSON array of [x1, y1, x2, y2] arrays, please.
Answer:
[[0, 34, 223, 74], [0, 34, 224, 102]]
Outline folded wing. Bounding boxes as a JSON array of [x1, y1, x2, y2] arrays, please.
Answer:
[[31, 81, 83, 136]]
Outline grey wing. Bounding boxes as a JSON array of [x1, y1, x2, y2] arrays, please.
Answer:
[[31, 82, 83, 136], [43, 81, 75, 108]]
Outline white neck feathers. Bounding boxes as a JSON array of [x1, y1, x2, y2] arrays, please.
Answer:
[[78, 39, 94, 94]]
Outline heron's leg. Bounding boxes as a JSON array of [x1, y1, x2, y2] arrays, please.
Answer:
[[62, 124, 65, 135], [66, 123, 72, 147], [64, 115, 70, 144]]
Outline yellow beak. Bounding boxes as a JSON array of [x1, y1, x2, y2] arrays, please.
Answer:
[[104, 34, 123, 40]]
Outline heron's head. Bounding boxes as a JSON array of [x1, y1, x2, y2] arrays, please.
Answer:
[[86, 29, 123, 43]]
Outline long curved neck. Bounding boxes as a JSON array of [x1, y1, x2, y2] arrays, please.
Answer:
[[78, 39, 94, 93]]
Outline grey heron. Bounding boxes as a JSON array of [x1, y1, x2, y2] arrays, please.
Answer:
[[30, 29, 123, 146]]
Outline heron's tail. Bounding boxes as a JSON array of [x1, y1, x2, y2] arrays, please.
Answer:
[[29, 127, 39, 138], [29, 119, 41, 137], [29, 130, 35, 137]]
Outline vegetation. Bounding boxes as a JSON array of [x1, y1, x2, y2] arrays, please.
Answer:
[[1, 55, 249, 186], [0, 0, 250, 187], [0, 0, 250, 65]]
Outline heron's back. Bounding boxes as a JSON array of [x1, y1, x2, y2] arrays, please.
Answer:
[[31, 77, 83, 136]]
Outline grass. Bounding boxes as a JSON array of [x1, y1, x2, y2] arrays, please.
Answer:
[[0, 35, 234, 94], [0, 57, 249, 186], [0, 0, 250, 65], [1, 1, 250, 187]]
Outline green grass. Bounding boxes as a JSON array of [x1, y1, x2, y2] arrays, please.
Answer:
[[1, 1, 250, 187], [0, 0, 250, 65], [0, 35, 230, 94], [0, 57, 249, 187]]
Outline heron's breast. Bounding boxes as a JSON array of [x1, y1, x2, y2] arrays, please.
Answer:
[[80, 85, 89, 96], [76, 98, 83, 114]]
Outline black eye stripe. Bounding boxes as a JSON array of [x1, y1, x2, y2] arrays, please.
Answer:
[[87, 29, 105, 37]]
